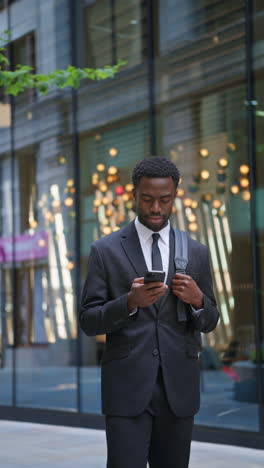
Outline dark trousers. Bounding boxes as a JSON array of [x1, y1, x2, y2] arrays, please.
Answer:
[[105, 367, 194, 468]]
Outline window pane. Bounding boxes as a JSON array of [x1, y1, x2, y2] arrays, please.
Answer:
[[84, 0, 147, 68], [157, 0, 259, 431], [0, 151, 13, 405], [254, 0, 264, 409], [80, 119, 150, 413]]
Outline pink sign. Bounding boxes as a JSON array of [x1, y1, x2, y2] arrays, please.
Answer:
[[0, 231, 49, 263]]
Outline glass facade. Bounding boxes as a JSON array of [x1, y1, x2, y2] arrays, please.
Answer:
[[0, 0, 263, 446]]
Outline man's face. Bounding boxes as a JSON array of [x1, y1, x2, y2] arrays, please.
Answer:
[[133, 177, 177, 232]]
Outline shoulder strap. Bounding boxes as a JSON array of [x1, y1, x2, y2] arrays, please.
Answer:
[[174, 229, 188, 273], [174, 229, 189, 322]]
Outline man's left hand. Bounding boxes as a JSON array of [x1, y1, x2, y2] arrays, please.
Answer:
[[171, 273, 204, 309]]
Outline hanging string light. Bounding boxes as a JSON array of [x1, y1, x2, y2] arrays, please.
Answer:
[[200, 170, 210, 180], [240, 177, 250, 188], [230, 185, 239, 195], [242, 190, 251, 201], [96, 163, 105, 172], [109, 148, 118, 157], [239, 164, 250, 175], [199, 148, 209, 158], [218, 157, 229, 168]]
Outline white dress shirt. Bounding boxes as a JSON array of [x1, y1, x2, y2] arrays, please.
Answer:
[[135, 216, 170, 282], [129, 217, 203, 316]]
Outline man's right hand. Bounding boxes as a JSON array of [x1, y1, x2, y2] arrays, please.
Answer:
[[127, 277, 168, 311]]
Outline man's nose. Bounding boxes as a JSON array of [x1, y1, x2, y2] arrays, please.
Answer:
[[151, 200, 161, 212]]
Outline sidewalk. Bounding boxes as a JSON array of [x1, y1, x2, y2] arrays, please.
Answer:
[[0, 420, 262, 468]]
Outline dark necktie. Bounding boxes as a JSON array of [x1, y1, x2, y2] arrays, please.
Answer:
[[151, 233, 163, 271]]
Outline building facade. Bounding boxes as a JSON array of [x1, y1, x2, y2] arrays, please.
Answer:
[[0, 0, 263, 448]]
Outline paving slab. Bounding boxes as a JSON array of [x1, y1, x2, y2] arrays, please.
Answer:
[[0, 420, 262, 467]]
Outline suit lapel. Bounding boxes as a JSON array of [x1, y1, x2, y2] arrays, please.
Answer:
[[120, 221, 148, 279]]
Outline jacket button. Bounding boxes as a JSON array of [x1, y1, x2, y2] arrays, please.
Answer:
[[152, 348, 159, 356]]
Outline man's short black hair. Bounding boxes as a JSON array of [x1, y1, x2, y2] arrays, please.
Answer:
[[132, 156, 180, 189]]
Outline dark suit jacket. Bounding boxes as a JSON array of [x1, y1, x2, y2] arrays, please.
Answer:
[[80, 221, 219, 417]]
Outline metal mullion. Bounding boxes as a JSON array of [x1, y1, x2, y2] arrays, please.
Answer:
[[110, 0, 117, 66], [147, 0, 156, 156], [68, 0, 81, 415], [6, 0, 17, 408], [245, 0, 264, 433]]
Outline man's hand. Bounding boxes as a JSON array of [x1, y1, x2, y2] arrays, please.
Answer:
[[128, 277, 168, 311], [171, 273, 203, 309]]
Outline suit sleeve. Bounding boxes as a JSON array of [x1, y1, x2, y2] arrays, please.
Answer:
[[189, 246, 220, 333], [79, 243, 131, 336]]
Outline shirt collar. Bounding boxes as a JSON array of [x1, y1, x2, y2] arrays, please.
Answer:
[[135, 217, 170, 247]]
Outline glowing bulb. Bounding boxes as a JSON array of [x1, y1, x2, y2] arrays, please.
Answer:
[[239, 164, 250, 175], [96, 163, 105, 172], [67, 261, 75, 270], [94, 199, 101, 207], [212, 200, 222, 209], [187, 214, 196, 222], [102, 226, 112, 235], [99, 182, 108, 192], [200, 170, 210, 180], [230, 185, 239, 194], [108, 166, 118, 175], [242, 190, 251, 201], [125, 184, 134, 192], [218, 157, 229, 168], [191, 200, 198, 209], [52, 200, 61, 208], [183, 198, 192, 207], [189, 222, 198, 232], [106, 209, 113, 217], [240, 177, 250, 188], [30, 220, 38, 229], [67, 179, 74, 187], [38, 239, 46, 247], [109, 148, 118, 157], [113, 226, 120, 231], [122, 193, 130, 202], [102, 196, 110, 205], [44, 211, 54, 221], [200, 148, 209, 158], [177, 188, 185, 197], [64, 197, 74, 207]]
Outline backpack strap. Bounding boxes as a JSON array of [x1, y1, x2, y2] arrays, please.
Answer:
[[174, 229, 188, 322]]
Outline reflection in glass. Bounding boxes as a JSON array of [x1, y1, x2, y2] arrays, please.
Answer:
[[80, 119, 149, 413], [157, 0, 259, 431]]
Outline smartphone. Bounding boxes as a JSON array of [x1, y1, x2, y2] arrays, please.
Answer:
[[144, 270, 165, 284]]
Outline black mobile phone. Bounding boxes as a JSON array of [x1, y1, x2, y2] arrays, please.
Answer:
[[144, 270, 165, 284]]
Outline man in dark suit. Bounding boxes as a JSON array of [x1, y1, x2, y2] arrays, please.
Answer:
[[80, 157, 219, 468]]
